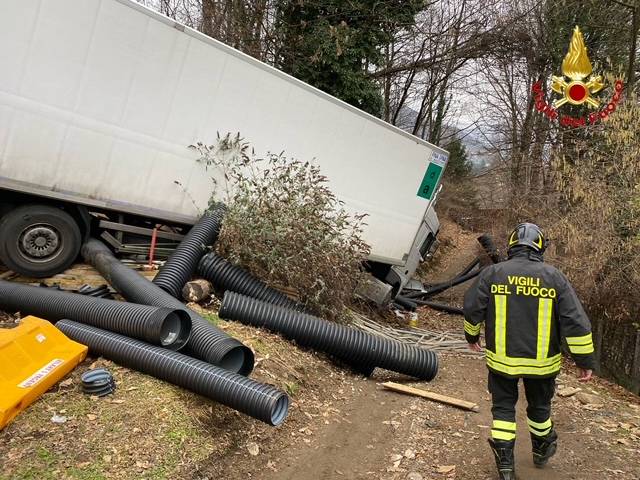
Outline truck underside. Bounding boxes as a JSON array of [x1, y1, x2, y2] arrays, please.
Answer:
[[0, 190, 439, 306], [0, 191, 187, 278]]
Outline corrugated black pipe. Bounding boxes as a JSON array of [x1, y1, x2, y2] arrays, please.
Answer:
[[197, 253, 302, 310], [81, 238, 254, 375], [77, 284, 114, 299], [153, 206, 226, 298], [56, 320, 289, 426], [219, 292, 438, 381], [414, 300, 464, 316], [0, 279, 190, 349]]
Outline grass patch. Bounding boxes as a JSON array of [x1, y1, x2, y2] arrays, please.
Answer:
[[252, 338, 272, 354], [284, 381, 300, 396], [66, 465, 107, 480], [166, 424, 197, 446], [36, 446, 55, 464], [202, 313, 221, 326], [145, 464, 170, 479], [9, 446, 60, 480]]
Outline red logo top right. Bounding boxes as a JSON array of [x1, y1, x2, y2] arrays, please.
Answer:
[[533, 26, 623, 128]]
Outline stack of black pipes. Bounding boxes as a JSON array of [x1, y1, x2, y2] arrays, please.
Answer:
[[40, 202, 442, 426], [194, 251, 439, 381], [47, 206, 290, 426]]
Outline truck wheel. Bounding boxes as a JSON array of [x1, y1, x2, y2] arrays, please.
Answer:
[[0, 205, 82, 278]]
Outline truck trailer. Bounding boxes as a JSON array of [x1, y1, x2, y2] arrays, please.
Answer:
[[0, 0, 448, 296]]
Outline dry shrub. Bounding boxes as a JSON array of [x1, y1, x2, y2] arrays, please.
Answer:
[[192, 134, 370, 320], [545, 95, 640, 320], [437, 178, 484, 230]]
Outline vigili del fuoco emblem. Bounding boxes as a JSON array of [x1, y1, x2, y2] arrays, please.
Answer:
[[532, 26, 623, 127], [551, 26, 604, 108]]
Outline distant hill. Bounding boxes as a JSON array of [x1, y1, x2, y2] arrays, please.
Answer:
[[392, 106, 492, 171]]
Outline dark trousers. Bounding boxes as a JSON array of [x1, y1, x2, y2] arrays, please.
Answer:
[[488, 371, 556, 441]]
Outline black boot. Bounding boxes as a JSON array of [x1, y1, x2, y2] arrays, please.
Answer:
[[488, 438, 517, 480], [531, 429, 558, 467]]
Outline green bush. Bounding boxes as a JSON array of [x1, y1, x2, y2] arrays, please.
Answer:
[[192, 134, 370, 319]]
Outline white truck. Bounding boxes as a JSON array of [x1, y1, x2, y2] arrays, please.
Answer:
[[0, 0, 448, 297]]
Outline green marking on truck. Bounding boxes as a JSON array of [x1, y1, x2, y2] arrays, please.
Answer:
[[417, 163, 443, 200]]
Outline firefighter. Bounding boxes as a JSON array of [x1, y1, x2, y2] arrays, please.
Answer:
[[463, 223, 596, 480]]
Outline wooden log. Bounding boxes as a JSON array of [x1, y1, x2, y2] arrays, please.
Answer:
[[382, 382, 479, 412], [181, 279, 212, 303]]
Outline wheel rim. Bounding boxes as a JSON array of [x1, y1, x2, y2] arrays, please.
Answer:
[[17, 224, 63, 263]]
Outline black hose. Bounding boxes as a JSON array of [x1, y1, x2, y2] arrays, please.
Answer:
[[393, 295, 417, 311], [477, 234, 501, 263], [402, 256, 481, 301], [401, 235, 499, 302], [0, 279, 191, 349], [404, 268, 481, 300], [81, 238, 254, 375], [197, 253, 302, 310], [458, 257, 481, 277], [153, 206, 226, 298], [56, 320, 289, 426], [414, 300, 464, 316], [219, 291, 438, 381]]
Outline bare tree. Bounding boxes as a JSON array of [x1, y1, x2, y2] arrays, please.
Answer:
[[375, 0, 507, 145]]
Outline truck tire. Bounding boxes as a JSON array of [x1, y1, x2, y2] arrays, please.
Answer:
[[0, 204, 82, 278]]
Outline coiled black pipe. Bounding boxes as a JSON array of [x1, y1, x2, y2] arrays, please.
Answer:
[[219, 291, 438, 381], [197, 253, 301, 310], [81, 368, 116, 397], [153, 206, 226, 298], [56, 320, 289, 426], [0, 279, 190, 349], [81, 238, 254, 375]]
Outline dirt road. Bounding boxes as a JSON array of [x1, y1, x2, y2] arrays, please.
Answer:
[[212, 354, 640, 480]]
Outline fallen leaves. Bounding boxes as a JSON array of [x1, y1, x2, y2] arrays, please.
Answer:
[[436, 464, 456, 474], [247, 443, 260, 456], [557, 386, 581, 397], [383, 420, 401, 429], [576, 392, 603, 407], [59, 378, 74, 388]]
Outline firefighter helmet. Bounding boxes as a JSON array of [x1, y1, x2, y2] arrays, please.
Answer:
[[508, 223, 547, 253]]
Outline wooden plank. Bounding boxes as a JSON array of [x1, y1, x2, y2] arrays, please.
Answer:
[[382, 382, 479, 412]]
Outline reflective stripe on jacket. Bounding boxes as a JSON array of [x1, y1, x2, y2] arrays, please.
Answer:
[[463, 249, 596, 378]]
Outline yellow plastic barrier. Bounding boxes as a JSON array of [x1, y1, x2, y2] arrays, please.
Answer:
[[0, 316, 88, 430]]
